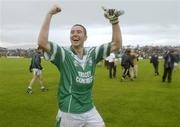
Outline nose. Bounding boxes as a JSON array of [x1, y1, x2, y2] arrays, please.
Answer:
[[72, 32, 79, 37], [71, 30, 78, 35]]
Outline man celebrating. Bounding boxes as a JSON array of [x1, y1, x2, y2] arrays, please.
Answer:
[[38, 4, 123, 127]]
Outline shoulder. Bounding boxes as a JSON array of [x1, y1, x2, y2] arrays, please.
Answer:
[[85, 47, 95, 54]]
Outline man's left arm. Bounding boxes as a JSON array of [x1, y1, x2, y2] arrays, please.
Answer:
[[111, 23, 122, 52], [95, 8, 123, 63], [102, 7, 123, 52]]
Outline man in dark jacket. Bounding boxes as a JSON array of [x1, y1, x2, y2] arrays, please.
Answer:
[[150, 53, 159, 76], [162, 50, 178, 83], [121, 49, 134, 81], [27, 48, 48, 94]]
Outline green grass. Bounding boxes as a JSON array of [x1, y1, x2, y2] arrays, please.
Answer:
[[0, 58, 180, 127]]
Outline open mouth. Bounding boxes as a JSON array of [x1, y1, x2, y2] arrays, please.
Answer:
[[73, 39, 79, 41], [72, 36, 80, 41]]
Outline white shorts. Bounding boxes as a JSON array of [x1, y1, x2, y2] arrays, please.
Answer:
[[56, 107, 105, 127], [32, 68, 42, 76]]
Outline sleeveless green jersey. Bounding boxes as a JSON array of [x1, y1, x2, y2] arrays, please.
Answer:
[[44, 42, 111, 113]]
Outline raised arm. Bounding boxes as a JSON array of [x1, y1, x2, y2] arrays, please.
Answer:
[[102, 7, 124, 52], [111, 23, 122, 52], [38, 5, 61, 51]]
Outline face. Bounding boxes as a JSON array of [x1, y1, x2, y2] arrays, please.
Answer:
[[70, 25, 87, 48]]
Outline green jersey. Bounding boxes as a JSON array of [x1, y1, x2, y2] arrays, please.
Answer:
[[44, 42, 111, 113]]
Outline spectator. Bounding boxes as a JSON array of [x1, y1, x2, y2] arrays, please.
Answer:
[[121, 49, 133, 81], [107, 53, 117, 78], [27, 48, 48, 94], [150, 53, 159, 76], [162, 50, 178, 83]]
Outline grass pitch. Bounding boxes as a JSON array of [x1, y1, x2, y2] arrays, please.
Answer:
[[0, 58, 180, 127]]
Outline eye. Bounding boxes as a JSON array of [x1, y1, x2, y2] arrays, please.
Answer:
[[71, 30, 75, 34], [77, 30, 82, 34]]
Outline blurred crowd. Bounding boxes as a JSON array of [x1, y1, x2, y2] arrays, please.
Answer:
[[1, 45, 180, 58], [0, 47, 35, 57]]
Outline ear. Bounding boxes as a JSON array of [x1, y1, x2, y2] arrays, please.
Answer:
[[84, 35, 87, 41]]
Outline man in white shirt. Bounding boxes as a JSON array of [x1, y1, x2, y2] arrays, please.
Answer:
[[107, 53, 116, 78]]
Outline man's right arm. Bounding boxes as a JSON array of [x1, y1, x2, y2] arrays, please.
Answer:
[[38, 5, 61, 52]]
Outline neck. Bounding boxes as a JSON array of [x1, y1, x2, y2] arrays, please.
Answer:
[[72, 45, 84, 59]]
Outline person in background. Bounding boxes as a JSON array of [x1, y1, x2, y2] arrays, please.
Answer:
[[121, 49, 133, 81], [107, 53, 117, 78], [130, 50, 138, 79], [27, 48, 48, 94], [162, 50, 178, 83], [150, 53, 159, 76]]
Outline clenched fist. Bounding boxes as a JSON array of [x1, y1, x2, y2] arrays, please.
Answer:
[[48, 4, 61, 15]]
